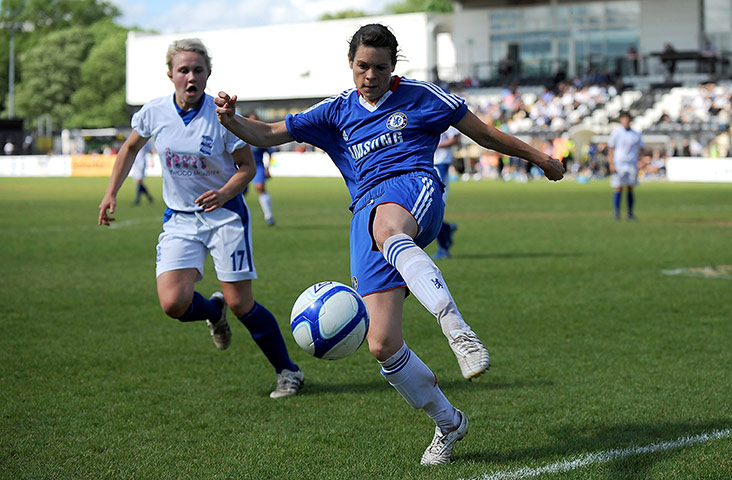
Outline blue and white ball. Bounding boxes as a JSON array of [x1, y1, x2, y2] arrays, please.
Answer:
[[290, 281, 370, 360]]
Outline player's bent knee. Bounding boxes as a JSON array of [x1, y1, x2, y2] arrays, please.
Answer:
[[161, 299, 189, 319], [228, 297, 255, 318], [368, 338, 402, 362]]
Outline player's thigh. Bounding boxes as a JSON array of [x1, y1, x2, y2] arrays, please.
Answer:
[[371, 203, 418, 249], [363, 288, 406, 361]]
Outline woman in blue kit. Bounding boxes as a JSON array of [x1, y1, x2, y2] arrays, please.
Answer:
[[98, 38, 303, 399], [215, 24, 565, 464]]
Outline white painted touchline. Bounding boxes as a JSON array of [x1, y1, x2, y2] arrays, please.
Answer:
[[460, 428, 731, 480]]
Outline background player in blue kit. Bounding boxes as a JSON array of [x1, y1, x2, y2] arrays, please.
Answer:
[[608, 111, 644, 220], [215, 24, 564, 464], [98, 38, 303, 399], [246, 112, 276, 226], [432, 126, 460, 259]]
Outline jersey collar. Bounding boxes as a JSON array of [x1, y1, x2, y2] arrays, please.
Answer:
[[173, 94, 206, 126], [357, 76, 401, 112]]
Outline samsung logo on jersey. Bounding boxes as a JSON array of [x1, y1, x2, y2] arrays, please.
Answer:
[[348, 131, 403, 161]]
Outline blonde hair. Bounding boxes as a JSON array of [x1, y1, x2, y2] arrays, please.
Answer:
[[166, 38, 212, 73]]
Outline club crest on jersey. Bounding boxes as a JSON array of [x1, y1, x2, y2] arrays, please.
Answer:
[[386, 112, 408, 131]]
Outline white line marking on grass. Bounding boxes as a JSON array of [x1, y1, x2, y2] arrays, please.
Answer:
[[460, 428, 731, 480], [109, 218, 159, 229]]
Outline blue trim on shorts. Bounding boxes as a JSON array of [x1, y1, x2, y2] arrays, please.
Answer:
[[222, 194, 253, 272]]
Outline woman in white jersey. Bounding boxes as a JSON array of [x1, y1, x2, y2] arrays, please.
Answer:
[[216, 24, 565, 464], [98, 39, 303, 399]]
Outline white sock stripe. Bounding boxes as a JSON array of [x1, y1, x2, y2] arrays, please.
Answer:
[[386, 238, 415, 265], [380, 348, 412, 375]]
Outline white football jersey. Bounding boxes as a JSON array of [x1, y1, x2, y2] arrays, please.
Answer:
[[132, 94, 247, 212]]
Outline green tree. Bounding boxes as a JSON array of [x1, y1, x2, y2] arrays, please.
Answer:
[[386, 0, 453, 14], [68, 20, 129, 127], [0, 0, 123, 122], [13, 26, 94, 128], [2, 0, 120, 32]]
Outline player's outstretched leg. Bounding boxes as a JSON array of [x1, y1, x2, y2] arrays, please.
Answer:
[[258, 192, 275, 226], [379, 342, 467, 464], [383, 234, 490, 379], [238, 302, 303, 398]]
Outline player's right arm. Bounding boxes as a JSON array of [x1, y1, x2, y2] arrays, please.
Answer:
[[98, 130, 149, 226], [215, 91, 293, 147], [607, 146, 616, 173]]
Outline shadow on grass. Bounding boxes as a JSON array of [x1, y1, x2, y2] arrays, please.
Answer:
[[462, 419, 732, 477], [438, 378, 555, 393], [452, 252, 582, 261], [301, 378, 554, 396]]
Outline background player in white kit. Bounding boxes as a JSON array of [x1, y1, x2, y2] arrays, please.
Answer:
[[98, 38, 303, 399], [216, 24, 564, 464], [130, 140, 154, 205], [608, 111, 644, 220]]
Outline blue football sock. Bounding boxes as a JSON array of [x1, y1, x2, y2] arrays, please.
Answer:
[[177, 291, 221, 322], [613, 191, 621, 217], [627, 191, 635, 216], [240, 302, 298, 373]]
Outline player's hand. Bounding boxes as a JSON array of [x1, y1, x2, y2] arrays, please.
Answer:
[[195, 189, 227, 212], [540, 156, 566, 181], [98, 196, 116, 226], [215, 91, 237, 126]]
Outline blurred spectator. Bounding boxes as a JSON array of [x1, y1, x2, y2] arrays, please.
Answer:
[[662, 43, 677, 78], [625, 45, 639, 75], [4, 138, 15, 155]]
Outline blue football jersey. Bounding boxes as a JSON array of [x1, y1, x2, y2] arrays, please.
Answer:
[[285, 76, 468, 206]]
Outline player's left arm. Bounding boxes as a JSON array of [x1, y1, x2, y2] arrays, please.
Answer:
[[455, 110, 565, 181], [195, 146, 256, 212]]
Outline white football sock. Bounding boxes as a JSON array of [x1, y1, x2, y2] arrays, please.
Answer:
[[379, 342, 460, 432], [383, 233, 470, 336], [258, 192, 273, 221]]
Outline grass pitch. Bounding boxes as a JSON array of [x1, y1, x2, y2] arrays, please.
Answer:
[[1, 176, 730, 480]]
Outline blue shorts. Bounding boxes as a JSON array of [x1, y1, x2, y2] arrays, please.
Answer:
[[252, 161, 267, 186], [349, 172, 444, 296]]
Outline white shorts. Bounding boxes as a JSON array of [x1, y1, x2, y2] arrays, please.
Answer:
[[610, 165, 638, 188], [155, 204, 257, 283]]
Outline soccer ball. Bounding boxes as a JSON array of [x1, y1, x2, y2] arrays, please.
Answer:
[[290, 281, 370, 360]]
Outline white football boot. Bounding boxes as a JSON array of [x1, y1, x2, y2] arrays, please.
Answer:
[[206, 292, 231, 350], [270, 369, 305, 399], [420, 410, 468, 465], [448, 329, 490, 380]]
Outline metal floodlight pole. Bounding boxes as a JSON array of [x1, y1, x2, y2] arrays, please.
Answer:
[[8, 26, 15, 118]]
